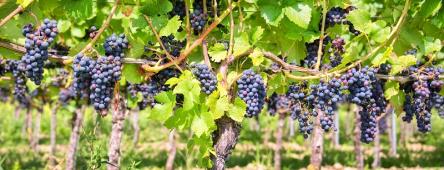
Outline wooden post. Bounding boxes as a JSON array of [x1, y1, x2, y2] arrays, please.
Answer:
[[388, 106, 397, 157], [310, 114, 323, 169], [274, 113, 285, 170], [166, 129, 177, 170], [372, 118, 381, 168], [353, 106, 364, 170], [66, 105, 85, 170], [107, 98, 126, 170], [332, 113, 340, 148], [31, 107, 42, 151], [289, 118, 295, 137], [131, 110, 140, 146], [50, 104, 60, 166]]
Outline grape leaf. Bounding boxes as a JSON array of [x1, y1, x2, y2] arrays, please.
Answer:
[[347, 9, 372, 34], [208, 43, 227, 62], [389, 55, 417, 75], [159, 16, 182, 37], [259, 4, 284, 26], [17, 0, 33, 8], [284, 3, 311, 29], [251, 26, 264, 44], [228, 98, 246, 122], [249, 49, 264, 66], [372, 46, 393, 66], [233, 33, 251, 56], [141, 0, 172, 16], [122, 64, 143, 84], [172, 71, 201, 111], [384, 81, 399, 100], [150, 91, 176, 123], [57, 20, 72, 33]]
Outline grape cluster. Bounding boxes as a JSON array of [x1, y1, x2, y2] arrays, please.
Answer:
[[6, 60, 30, 107], [307, 78, 344, 131], [127, 82, 160, 110], [328, 37, 345, 67], [324, 6, 360, 35], [400, 66, 444, 133], [237, 70, 266, 117], [161, 35, 185, 58], [287, 84, 313, 138], [153, 68, 181, 91], [21, 19, 58, 85], [267, 93, 291, 116], [72, 53, 95, 98], [303, 37, 330, 68], [341, 66, 388, 143], [191, 64, 217, 94], [190, 6, 207, 35], [59, 87, 75, 105], [169, 0, 186, 19], [378, 63, 392, 75], [325, 7, 348, 28], [90, 34, 128, 113]]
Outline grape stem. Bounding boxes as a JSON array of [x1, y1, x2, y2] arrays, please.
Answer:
[[220, 0, 236, 90], [314, 0, 328, 71], [144, 15, 183, 72], [79, 0, 120, 54], [184, 0, 192, 49], [202, 40, 212, 70], [0, 1, 34, 27]]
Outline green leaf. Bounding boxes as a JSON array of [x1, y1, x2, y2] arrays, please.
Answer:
[[417, 0, 442, 19], [384, 81, 399, 100], [150, 91, 176, 123], [284, 3, 311, 29], [249, 49, 264, 66], [260, 4, 284, 26], [128, 39, 146, 59], [172, 71, 201, 111], [141, 0, 172, 16], [208, 43, 227, 62], [57, 20, 71, 33], [347, 9, 372, 34], [26, 80, 38, 92], [191, 114, 209, 137], [122, 64, 143, 84], [390, 90, 406, 116], [70, 26, 86, 38], [61, 0, 96, 21], [213, 96, 229, 119], [389, 55, 417, 75], [424, 37, 442, 55], [228, 98, 246, 122], [159, 16, 182, 37], [233, 33, 251, 57], [251, 26, 264, 44], [372, 46, 393, 66]]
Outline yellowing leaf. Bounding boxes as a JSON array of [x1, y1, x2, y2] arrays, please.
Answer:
[[17, 0, 33, 8], [208, 43, 227, 62]]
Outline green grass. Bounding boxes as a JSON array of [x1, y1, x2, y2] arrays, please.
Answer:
[[1, 102, 444, 169]]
